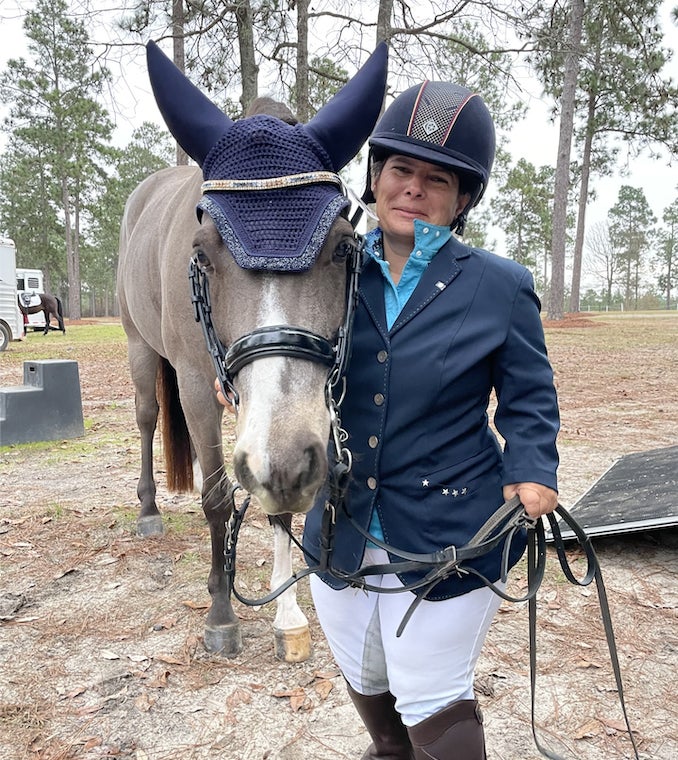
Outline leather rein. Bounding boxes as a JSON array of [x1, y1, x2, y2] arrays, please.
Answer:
[[189, 172, 639, 760], [227, 489, 640, 760]]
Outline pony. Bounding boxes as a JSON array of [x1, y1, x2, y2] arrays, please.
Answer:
[[117, 41, 387, 659], [18, 292, 66, 335]]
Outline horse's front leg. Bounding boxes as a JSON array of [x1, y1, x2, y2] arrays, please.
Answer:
[[271, 514, 311, 662], [128, 344, 163, 536], [202, 469, 242, 657]]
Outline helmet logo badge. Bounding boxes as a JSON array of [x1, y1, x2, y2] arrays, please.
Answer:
[[423, 118, 439, 136]]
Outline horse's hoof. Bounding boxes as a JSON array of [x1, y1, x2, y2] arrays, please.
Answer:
[[274, 625, 311, 662], [136, 515, 164, 537], [204, 623, 243, 657]]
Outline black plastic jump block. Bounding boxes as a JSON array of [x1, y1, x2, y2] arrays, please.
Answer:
[[0, 360, 85, 446], [554, 445, 678, 540]]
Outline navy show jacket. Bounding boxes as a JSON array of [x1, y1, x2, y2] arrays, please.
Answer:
[[303, 235, 560, 600]]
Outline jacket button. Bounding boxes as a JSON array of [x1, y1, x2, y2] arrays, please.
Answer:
[[377, 350, 388, 363], [367, 477, 377, 490], [368, 435, 379, 448], [373, 393, 385, 406]]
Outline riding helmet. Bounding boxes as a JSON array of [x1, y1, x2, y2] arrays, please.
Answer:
[[364, 81, 495, 232]]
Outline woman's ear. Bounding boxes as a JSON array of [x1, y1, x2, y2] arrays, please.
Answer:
[[454, 193, 472, 218]]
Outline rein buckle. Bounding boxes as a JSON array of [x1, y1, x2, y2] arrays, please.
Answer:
[[435, 544, 458, 566]]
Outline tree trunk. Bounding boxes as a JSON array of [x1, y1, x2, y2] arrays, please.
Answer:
[[376, 0, 393, 45], [235, 0, 258, 115], [547, 0, 584, 320], [295, 0, 310, 122], [569, 87, 596, 313], [173, 0, 189, 165], [62, 177, 81, 320]]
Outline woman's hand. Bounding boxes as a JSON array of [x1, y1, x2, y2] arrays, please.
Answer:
[[503, 482, 558, 519], [214, 377, 235, 412]]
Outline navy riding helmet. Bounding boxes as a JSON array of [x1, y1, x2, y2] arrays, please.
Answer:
[[364, 81, 496, 233]]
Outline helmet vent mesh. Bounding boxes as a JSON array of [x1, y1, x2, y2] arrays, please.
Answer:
[[408, 83, 471, 145]]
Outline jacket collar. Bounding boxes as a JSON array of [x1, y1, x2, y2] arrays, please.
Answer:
[[360, 236, 473, 335]]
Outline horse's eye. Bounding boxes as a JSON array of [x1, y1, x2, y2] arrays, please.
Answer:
[[195, 249, 213, 272], [334, 239, 355, 262]]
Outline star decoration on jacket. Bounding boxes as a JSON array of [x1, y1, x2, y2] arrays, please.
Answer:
[[422, 479, 429, 487]]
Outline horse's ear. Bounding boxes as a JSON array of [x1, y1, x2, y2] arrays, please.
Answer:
[[146, 40, 233, 167], [305, 43, 389, 171]]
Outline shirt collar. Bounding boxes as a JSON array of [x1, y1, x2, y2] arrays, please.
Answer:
[[364, 220, 451, 264]]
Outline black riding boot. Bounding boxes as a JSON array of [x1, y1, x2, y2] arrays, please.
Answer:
[[407, 699, 487, 760], [346, 682, 415, 760]]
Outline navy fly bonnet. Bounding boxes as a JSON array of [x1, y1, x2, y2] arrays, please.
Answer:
[[146, 41, 388, 271]]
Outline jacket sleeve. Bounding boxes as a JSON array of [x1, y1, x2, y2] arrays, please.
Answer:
[[491, 268, 560, 491]]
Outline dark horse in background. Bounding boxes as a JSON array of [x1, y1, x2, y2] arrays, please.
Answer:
[[18, 292, 66, 335], [117, 42, 387, 659]]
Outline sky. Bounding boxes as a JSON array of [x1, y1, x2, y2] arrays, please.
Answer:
[[503, 2, 678, 233], [1, 0, 678, 259]]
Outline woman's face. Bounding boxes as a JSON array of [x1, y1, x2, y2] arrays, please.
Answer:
[[371, 154, 470, 244]]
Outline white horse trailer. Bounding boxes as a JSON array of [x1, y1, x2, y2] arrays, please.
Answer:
[[16, 267, 47, 331], [0, 237, 24, 351]]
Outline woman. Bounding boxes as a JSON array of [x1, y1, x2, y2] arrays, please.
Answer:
[[302, 81, 560, 760], [219, 80, 560, 759]]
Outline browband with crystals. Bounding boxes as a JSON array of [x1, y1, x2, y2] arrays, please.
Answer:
[[201, 171, 343, 193]]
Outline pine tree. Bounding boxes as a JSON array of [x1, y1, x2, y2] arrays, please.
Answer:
[[0, 0, 116, 319]]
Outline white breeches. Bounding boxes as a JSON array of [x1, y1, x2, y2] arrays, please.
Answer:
[[310, 547, 503, 726]]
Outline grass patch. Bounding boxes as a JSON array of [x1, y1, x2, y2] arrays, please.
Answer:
[[110, 503, 141, 532], [3, 320, 127, 371]]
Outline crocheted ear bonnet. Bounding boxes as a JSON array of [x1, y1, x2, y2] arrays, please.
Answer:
[[146, 41, 388, 271]]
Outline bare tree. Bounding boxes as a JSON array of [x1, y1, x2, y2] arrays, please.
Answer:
[[172, 0, 189, 164], [295, 0, 310, 121], [547, 0, 584, 320], [585, 221, 618, 307]]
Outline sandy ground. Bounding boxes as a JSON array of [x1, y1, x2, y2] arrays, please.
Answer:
[[1, 312, 677, 760]]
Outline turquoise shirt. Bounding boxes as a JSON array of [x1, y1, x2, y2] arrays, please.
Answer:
[[364, 219, 452, 542]]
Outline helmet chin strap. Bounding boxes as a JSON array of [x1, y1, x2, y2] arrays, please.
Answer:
[[452, 180, 486, 236], [452, 212, 468, 236]]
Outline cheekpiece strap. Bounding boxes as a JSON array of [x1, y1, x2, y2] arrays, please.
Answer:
[[201, 171, 343, 193]]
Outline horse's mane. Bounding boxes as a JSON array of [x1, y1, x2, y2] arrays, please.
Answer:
[[245, 96, 298, 125]]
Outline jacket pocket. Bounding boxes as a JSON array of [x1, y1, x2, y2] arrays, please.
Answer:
[[420, 445, 500, 498]]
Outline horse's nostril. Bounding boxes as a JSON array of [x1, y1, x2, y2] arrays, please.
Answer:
[[232, 449, 255, 492], [273, 440, 326, 493], [233, 437, 328, 511], [301, 440, 327, 487]]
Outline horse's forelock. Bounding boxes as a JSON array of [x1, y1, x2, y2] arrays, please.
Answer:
[[245, 97, 298, 125]]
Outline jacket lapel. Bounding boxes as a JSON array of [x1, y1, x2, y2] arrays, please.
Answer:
[[358, 256, 390, 338], [391, 238, 471, 333]]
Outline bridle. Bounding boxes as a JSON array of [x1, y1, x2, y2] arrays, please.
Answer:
[[189, 169, 359, 486], [188, 171, 639, 760]]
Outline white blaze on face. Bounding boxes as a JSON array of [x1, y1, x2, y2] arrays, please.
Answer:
[[233, 278, 331, 510], [236, 280, 287, 477]]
